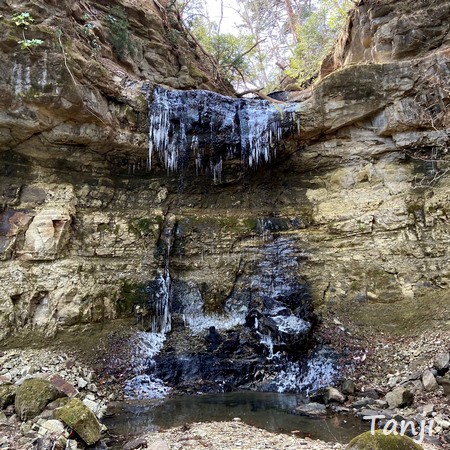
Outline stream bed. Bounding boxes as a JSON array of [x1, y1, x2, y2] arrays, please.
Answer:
[[105, 391, 368, 444]]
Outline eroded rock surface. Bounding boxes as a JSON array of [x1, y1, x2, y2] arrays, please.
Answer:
[[0, 0, 449, 392]]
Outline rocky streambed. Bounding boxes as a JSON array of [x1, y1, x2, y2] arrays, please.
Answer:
[[0, 322, 449, 450]]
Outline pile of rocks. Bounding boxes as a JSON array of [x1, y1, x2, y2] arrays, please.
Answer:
[[0, 349, 109, 449], [294, 351, 450, 447]]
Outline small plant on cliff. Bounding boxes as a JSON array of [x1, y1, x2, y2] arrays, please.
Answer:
[[106, 6, 134, 61], [11, 12, 44, 51], [11, 12, 34, 27], [18, 38, 44, 50]]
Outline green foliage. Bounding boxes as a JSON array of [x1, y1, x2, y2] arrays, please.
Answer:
[[106, 6, 134, 60], [189, 17, 255, 84], [287, 0, 353, 84], [11, 12, 34, 27], [18, 38, 43, 50], [118, 281, 147, 315]]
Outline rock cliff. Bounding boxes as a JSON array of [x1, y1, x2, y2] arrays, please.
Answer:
[[0, 0, 449, 355]]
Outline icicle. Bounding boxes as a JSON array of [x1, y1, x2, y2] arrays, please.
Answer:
[[147, 86, 300, 174]]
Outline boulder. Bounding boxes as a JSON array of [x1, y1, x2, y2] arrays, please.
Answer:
[[346, 430, 424, 450], [294, 402, 327, 416], [342, 379, 356, 395], [435, 353, 450, 372], [422, 370, 438, 392], [0, 383, 16, 408], [324, 386, 346, 404], [385, 387, 413, 409], [15, 378, 65, 421], [53, 398, 101, 445]]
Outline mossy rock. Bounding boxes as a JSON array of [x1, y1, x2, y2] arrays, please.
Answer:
[[0, 383, 16, 408], [15, 378, 66, 421], [347, 430, 424, 450], [53, 398, 101, 445]]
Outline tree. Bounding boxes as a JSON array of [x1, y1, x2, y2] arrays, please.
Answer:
[[287, 0, 353, 85]]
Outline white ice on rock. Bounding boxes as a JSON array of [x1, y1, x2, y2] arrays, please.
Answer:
[[148, 86, 300, 177], [124, 331, 170, 400], [274, 348, 338, 393], [272, 315, 311, 334]]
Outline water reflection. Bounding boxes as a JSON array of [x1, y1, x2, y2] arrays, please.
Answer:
[[105, 391, 367, 443]]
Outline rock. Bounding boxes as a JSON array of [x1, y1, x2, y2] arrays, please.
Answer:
[[15, 378, 66, 421], [53, 398, 101, 445], [388, 376, 400, 388], [82, 398, 103, 418], [324, 387, 346, 404], [49, 374, 78, 398], [435, 415, 450, 430], [422, 370, 438, 392], [66, 440, 78, 450], [147, 440, 170, 450], [40, 419, 66, 434], [435, 352, 450, 373], [342, 379, 356, 395], [421, 404, 434, 417], [385, 387, 414, 409], [77, 378, 88, 389], [123, 437, 147, 450], [294, 402, 327, 416], [352, 398, 375, 409], [0, 382, 16, 408], [438, 376, 450, 396], [346, 430, 424, 450]]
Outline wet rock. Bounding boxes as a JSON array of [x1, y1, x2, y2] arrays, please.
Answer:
[[0, 383, 16, 408], [385, 387, 413, 409], [205, 327, 223, 352], [123, 437, 147, 450], [53, 398, 101, 445], [294, 402, 327, 416], [346, 430, 423, 450], [422, 370, 438, 392], [352, 398, 375, 409], [15, 378, 66, 421], [341, 379, 355, 395]]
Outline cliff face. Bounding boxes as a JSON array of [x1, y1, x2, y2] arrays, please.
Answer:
[[1, 0, 449, 342]]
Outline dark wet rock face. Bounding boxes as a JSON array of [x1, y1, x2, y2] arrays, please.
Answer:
[[141, 236, 327, 395]]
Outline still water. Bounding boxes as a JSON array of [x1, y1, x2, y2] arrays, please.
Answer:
[[105, 391, 367, 443]]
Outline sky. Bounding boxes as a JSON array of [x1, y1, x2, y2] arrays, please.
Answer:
[[205, 0, 241, 34]]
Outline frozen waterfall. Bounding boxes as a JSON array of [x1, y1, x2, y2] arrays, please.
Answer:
[[148, 86, 300, 178]]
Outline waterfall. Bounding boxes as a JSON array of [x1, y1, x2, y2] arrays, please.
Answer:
[[146, 271, 171, 334], [147, 86, 300, 177]]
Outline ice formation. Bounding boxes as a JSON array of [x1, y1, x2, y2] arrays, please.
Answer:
[[148, 86, 300, 178]]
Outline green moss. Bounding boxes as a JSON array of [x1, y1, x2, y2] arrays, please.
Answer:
[[188, 64, 209, 82], [53, 398, 101, 445], [130, 216, 162, 237], [347, 430, 424, 450], [117, 281, 147, 315], [15, 378, 65, 421]]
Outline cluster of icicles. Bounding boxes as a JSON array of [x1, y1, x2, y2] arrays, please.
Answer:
[[148, 86, 300, 180]]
